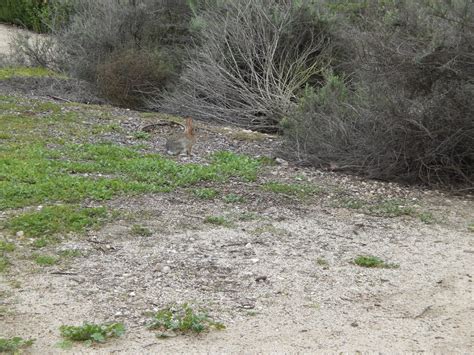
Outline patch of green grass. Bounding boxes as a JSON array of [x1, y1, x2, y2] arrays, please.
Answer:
[[132, 131, 151, 140], [32, 237, 55, 248], [354, 255, 398, 269], [58, 249, 82, 258], [1, 142, 261, 210], [192, 188, 219, 200], [5, 206, 108, 239], [316, 258, 329, 266], [204, 216, 233, 227], [1, 95, 263, 246], [0, 241, 15, 252], [0, 256, 10, 273], [337, 197, 365, 210], [223, 193, 245, 203], [148, 303, 225, 336], [0, 67, 62, 80], [0, 337, 35, 353], [262, 182, 322, 198], [419, 211, 436, 224], [130, 224, 153, 237], [238, 212, 259, 221], [368, 200, 415, 217], [34, 254, 58, 266], [59, 322, 125, 347]]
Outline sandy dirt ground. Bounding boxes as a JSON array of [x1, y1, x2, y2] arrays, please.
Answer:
[[0, 24, 473, 354]]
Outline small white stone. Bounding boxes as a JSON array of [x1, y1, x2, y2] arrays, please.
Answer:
[[275, 158, 288, 166], [162, 266, 171, 273], [115, 311, 123, 316], [129, 292, 136, 297], [16, 231, 24, 237], [245, 243, 252, 248], [37, 205, 43, 211], [251, 258, 259, 263]]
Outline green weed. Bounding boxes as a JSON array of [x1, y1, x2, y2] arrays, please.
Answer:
[[34, 255, 58, 266], [223, 193, 245, 203], [132, 131, 150, 140], [0, 241, 15, 252], [337, 198, 365, 210], [0, 257, 10, 273], [32, 237, 54, 248], [192, 188, 219, 200], [148, 303, 225, 336], [0, 337, 34, 353], [59, 322, 125, 346], [58, 249, 82, 258], [369, 200, 415, 217], [316, 258, 329, 266], [354, 255, 398, 269], [204, 216, 233, 227], [130, 224, 153, 237], [467, 223, 474, 233], [419, 211, 435, 224]]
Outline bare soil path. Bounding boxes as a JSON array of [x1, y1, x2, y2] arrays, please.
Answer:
[[0, 24, 473, 354]]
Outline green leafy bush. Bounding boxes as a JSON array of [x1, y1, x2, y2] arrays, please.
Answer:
[[148, 303, 225, 335], [0, 337, 34, 353], [59, 322, 125, 345]]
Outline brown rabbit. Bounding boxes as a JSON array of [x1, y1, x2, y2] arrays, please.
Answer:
[[165, 117, 196, 156]]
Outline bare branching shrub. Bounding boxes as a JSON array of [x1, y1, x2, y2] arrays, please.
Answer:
[[160, 0, 334, 131], [283, 0, 474, 188], [96, 48, 176, 107]]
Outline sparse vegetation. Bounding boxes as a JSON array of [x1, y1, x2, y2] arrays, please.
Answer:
[[0, 257, 10, 273], [316, 258, 329, 267], [58, 249, 82, 258], [204, 216, 233, 228], [193, 188, 219, 200], [0, 337, 34, 353], [34, 254, 58, 266], [130, 224, 153, 237], [148, 303, 225, 336], [223, 193, 245, 204], [354, 256, 398, 269], [419, 212, 436, 225], [262, 182, 321, 198], [59, 322, 125, 346], [132, 131, 151, 140], [0, 241, 15, 252], [368, 200, 415, 218], [252, 224, 289, 237], [5, 206, 108, 239]]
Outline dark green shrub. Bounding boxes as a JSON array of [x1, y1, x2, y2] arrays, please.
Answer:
[[283, 0, 474, 188]]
